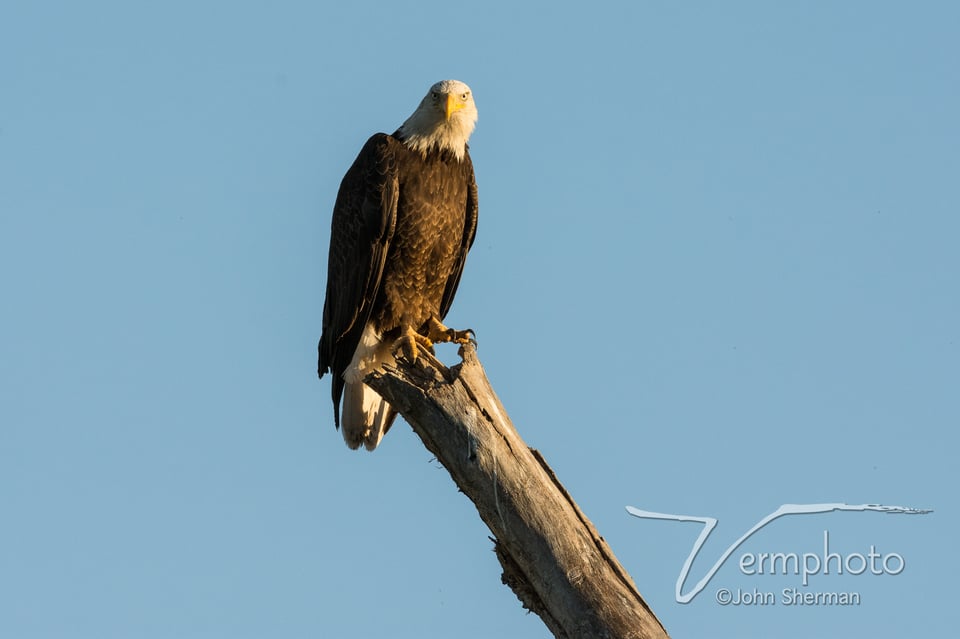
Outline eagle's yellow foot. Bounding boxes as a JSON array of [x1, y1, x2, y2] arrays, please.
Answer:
[[392, 326, 435, 363], [424, 316, 476, 347]]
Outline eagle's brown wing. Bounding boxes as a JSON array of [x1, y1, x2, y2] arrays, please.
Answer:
[[317, 134, 399, 427], [438, 149, 479, 321]]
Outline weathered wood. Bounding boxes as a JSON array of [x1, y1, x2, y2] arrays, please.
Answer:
[[365, 344, 669, 639]]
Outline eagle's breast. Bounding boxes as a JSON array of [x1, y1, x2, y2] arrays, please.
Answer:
[[373, 146, 470, 332]]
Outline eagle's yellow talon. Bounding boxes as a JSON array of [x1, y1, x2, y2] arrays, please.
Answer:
[[392, 327, 434, 362], [423, 316, 477, 347]]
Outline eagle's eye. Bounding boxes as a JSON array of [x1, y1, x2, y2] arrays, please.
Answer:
[[432, 92, 440, 100], [461, 92, 470, 101]]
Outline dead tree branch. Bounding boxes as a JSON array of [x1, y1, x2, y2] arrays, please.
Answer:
[[365, 344, 669, 639]]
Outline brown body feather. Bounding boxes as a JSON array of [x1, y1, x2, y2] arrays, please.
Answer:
[[318, 131, 478, 448]]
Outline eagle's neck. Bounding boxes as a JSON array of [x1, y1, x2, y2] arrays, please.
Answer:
[[397, 112, 473, 162]]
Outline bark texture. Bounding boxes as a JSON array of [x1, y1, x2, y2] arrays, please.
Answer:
[[365, 344, 669, 639]]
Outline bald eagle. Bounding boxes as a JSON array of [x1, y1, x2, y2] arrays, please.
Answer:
[[318, 80, 479, 450]]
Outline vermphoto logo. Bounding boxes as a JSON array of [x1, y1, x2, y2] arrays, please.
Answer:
[[626, 502, 931, 605]]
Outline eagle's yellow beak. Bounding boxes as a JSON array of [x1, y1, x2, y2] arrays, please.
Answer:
[[445, 93, 465, 120]]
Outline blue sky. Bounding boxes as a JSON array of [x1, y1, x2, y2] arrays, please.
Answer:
[[1, 2, 956, 637]]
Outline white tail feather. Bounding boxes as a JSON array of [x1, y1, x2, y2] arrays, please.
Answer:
[[340, 322, 396, 450], [341, 381, 392, 450]]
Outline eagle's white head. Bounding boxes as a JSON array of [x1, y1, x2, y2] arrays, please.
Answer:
[[397, 79, 477, 161]]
